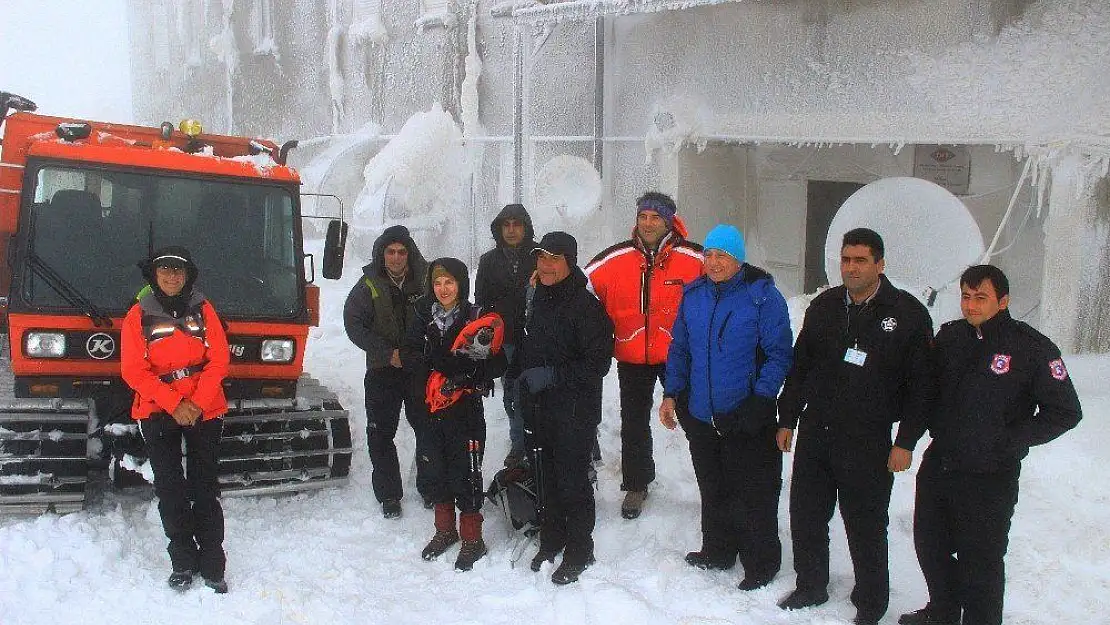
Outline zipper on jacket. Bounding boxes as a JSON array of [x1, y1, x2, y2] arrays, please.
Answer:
[[642, 253, 653, 363], [707, 284, 721, 432]]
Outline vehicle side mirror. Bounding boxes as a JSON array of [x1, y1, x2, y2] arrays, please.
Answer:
[[322, 220, 347, 280]]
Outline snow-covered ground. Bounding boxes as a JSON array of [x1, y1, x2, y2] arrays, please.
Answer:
[[1, 253, 1105, 625]]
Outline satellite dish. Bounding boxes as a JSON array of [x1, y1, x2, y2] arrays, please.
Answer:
[[824, 177, 984, 323], [533, 155, 601, 228]]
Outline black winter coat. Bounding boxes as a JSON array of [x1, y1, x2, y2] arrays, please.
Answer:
[[343, 227, 427, 370], [778, 275, 933, 441], [475, 204, 536, 348], [516, 267, 614, 428], [904, 309, 1081, 473]]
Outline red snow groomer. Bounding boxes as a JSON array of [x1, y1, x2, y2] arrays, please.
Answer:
[[0, 92, 352, 513]]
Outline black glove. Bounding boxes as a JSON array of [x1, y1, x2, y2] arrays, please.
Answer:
[[714, 395, 777, 437], [518, 366, 556, 394]]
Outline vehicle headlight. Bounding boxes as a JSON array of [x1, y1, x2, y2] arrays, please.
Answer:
[[260, 339, 295, 363], [25, 331, 66, 358]]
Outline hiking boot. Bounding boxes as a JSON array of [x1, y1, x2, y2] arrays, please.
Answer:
[[382, 499, 402, 519], [421, 529, 460, 560], [166, 570, 194, 591], [684, 550, 736, 571], [530, 547, 561, 572], [777, 588, 829, 611], [898, 605, 961, 625], [421, 493, 436, 510], [620, 490, 648, 519], [737, 575, 773, 591], [203, 577, 228, 594], [551, 556, 595, 585], [455, 539, 488, 571]]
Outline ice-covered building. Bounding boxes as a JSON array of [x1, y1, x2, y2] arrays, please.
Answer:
[[127, 0, 1110, 351]]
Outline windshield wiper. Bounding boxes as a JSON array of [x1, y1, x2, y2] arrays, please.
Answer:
[[27, 252, 113, 328]]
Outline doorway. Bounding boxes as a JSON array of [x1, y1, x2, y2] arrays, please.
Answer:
[[805, 180, 864, 292]]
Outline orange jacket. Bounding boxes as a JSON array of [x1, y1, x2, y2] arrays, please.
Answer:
[[120, 294, 230, 421], [585, 216, 704, 364]]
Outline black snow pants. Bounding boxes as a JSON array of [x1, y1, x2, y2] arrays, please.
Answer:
[[789, 423, 894, 620], [423, 401, 487, 513], [617, 362, 665, 492], [140, 414, 226, 580], [364, 366, 430, 503], [680, 411, 783, 582], [913, 451, 1020, 625], [531, 413, 597, 566]]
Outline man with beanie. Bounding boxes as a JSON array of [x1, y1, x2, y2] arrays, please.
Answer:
[[516, 231, 614, 584], [475, 203, 537, 467], [585, 191, 703, 519], [776, 228, 934, 625], [344, 225, 431, 518], [659, 224, 793, 593]]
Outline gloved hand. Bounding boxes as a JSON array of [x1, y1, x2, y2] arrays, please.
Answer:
[[714, 395, 777, 437], [518, 366, 556, 394]]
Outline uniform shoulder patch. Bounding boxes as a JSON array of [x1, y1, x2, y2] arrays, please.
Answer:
[[1048, 358, 1069, 381], [990, 353, 1011, 375]]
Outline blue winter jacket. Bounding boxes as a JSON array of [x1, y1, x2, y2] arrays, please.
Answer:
[[664, 265, 793, 424]]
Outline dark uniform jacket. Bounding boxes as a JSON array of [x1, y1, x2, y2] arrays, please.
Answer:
[[343, 227, 428, 370], [516, 267, 614, 428], [901, 309, 1081, 473], [474, 204, 536, 349], [778, 274, 933, 442]]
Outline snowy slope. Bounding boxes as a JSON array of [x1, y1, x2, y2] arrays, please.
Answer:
[[1, 256, 1105, 625]]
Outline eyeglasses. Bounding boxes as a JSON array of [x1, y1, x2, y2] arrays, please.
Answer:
[[156, 265, 187, 275]]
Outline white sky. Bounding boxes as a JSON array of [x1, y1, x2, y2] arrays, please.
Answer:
[[0, 0, 132, 123]]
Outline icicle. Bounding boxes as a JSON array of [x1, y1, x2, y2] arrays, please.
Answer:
[[460, 7, 483, 138]]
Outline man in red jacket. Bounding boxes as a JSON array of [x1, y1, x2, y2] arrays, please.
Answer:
[[585, 191, 703, 518]]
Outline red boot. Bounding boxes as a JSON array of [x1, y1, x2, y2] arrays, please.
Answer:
[[421, 503, 459, 561], [455, 512, 488, 571]]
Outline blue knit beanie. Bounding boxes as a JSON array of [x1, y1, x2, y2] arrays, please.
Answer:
[[703, 224, 745, 261]]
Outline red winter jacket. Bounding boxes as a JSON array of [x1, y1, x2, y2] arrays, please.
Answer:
[[120, 293, 230, 421], [585, 216, 704, 365]]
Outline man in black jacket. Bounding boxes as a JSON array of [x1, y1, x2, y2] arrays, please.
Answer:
[[343, 225, 430, 518], [897, 265, 1081, 625], [515, 231, 614, 585], [475, 204, 537, 467], [777, 228, 933, 625]]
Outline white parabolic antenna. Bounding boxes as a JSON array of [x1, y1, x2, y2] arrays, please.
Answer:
[[824, 177, 984, 322], [533, 155, 602, 228]]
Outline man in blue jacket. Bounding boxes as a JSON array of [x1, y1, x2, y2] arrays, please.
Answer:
[[659, 224, 793, 592]]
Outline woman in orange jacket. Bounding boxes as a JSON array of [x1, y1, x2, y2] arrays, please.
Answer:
[[120, 245, 231, 593]]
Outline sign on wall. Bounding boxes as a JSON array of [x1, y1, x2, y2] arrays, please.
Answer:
[[914, 145, 971, 195]]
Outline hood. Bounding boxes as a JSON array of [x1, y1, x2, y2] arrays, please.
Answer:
[[490, 203, 535, 247], [364, 224, 428, 280], [425, 257, 471, 304]]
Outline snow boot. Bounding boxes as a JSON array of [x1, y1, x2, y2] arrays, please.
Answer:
[[685, 550, 736, 571], [203, 577, 229, 594], [551, 555, 595, 585], [421, 503, 459, 561], [167, 570, 194, 591], [777, 587, 830, 611], [898, 605, 961, 625], [454, 512, 487, 571], [530, 546, 561, 572], [620, 489, 648, 519], [382, 499, 402, 519]]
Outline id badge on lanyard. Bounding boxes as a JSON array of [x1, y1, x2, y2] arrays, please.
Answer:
[[844, 343, 867, 367]]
